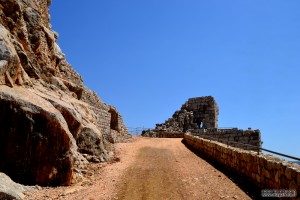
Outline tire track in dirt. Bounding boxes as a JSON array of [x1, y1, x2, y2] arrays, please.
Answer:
[[117, 146, 185, 200], [115, 138, 252, 200]]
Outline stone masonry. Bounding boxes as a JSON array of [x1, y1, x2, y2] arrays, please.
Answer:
[[184, 133, 300, 196], [142, 96, 262, 152], [80, 87, 130, 144], [191, 128, 262, 151], [183, 96, 219, 129], [142, 96, 219, 137]]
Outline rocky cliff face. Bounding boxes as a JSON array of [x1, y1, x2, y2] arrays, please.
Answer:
[[0, 0, 131, 186]]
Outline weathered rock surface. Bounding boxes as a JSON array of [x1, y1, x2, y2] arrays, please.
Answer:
[[0, 86, 88, 185], [0, 0, 131, 186], [0, 172, 35, 200], [142, 96, 219, 137]]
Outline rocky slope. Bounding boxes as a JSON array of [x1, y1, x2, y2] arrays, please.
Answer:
[[0, 0, 131, 186]]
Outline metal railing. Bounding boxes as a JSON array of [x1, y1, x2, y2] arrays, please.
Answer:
[[193, 134, 300, 162]]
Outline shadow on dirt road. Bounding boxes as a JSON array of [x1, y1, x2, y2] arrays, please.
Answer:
[[182, 139, 262, 200]]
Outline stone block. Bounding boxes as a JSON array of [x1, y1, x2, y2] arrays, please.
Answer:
[[246, 154, 251, 163], [285, 167, 294, 180], [256, 174, 261, 183], [261, 176, 266, 186], [252, 155, 258, 163], [262, 168, 271, 179], [246, 163, 251, 172], [280, 165, 286, 179], [274, 162, 281, 170], [252, 163, 258, 173], [280, 175, 289, 188], [289, 180, 297, 190], [266, 161, 274, 171], [275, 171, 280, 183]]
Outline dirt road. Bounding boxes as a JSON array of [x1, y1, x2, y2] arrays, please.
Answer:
[[26, 137, 255, 200]]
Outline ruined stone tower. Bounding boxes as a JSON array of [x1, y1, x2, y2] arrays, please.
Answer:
[[142, 96, 261, 153], [183, 96, 219, 129], [142, 96, 219, 136]]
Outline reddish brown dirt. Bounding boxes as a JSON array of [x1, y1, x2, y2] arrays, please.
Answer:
[[25, 137, 253, 200]]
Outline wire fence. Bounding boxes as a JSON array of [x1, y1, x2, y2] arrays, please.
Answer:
[[127, 127, 151, 136], [128, 127, 300, 162], [195, 134, 300, 162]]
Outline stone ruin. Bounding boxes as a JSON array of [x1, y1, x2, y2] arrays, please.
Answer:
[[142, 96, 262, 151], [142, 96, 219, 137]]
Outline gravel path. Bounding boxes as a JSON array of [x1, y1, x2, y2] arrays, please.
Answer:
[[25, 137, 253, 200]]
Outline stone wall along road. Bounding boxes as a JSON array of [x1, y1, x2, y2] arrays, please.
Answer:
[[184, 133, 300, 198]]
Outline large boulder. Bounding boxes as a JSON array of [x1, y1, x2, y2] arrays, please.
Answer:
[[0, 0, 131, 186], [0, 172, 34, 200], [0, 86, 83, 185]]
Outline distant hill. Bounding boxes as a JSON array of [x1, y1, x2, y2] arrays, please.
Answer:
[[293, 161, 300, 165]]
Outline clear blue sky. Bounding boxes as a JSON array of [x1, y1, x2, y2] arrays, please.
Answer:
[[50, 1, 300, 158]]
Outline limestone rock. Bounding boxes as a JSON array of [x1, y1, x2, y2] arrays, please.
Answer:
[[0, 86, 80, 185], [0, 0, 131, 186], [0, 172, 34, 200]]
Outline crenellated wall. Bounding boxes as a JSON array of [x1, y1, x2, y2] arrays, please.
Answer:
[[190, 128, 262, 151], [184, 133, 300, 196]]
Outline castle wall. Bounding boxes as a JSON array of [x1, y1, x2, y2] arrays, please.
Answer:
[[184, 96, 219, 129], [142, 96, 219, 137], [184, 133, 300, 196], [80, 86, 131, 144], [190, 128, 262, 151]]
